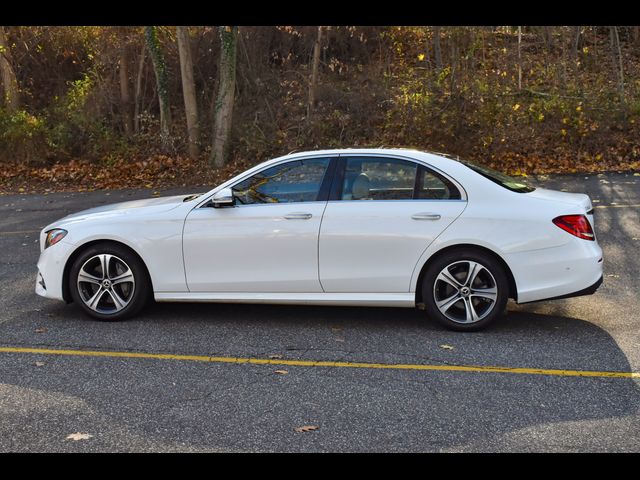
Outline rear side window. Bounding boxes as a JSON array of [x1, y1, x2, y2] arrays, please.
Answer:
[[337, 156, 462, 201], [416, 167, 462, 200], [341, 157, 417, 201]]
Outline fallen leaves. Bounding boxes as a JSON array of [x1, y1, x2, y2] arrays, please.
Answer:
[[439, 344, 455, 350], [34, 361, 45, 367], [294, 425, 319, 433], [66, 432, 93, 441], [268, 354, 283, 359], [35, 327, 47, 334], [274, 370, 289, 375]]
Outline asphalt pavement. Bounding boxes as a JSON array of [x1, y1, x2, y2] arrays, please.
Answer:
[[0, 172, 639, 452]]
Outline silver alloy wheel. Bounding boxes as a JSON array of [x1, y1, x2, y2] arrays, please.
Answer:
[[77, 254, 135, 314], [433, 260, 498, 324]]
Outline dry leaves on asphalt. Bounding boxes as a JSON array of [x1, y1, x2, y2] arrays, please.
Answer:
[[35, 327, 47, 334], [439, 344, 455, 350], [66, 433, 93, 441], [274, 370, 289, 375], [34, 362, 45, 367], [294, 425, 319, 433], [268, 354, 283, 359]]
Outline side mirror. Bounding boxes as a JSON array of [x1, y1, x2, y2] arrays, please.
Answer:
[[211, 187, 235, 208]]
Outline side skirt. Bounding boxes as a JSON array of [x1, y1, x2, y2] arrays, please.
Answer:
[[154, 292, 416, 308]]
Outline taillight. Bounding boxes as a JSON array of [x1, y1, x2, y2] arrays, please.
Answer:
[[552, 215, 595, 241]]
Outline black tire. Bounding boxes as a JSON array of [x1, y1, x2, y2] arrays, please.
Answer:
[[68, 242, 151, 321], [422, 248, 509, 331]]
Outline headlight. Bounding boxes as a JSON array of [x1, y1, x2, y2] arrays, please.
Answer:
[[45, 229, 67, 249]]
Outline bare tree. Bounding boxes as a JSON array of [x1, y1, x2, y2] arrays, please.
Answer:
[[610, 26, 625, 101], [145, 26, 171, 150], [119, 27, 133, 136], [517, 26, 522, 90], [307, 26, 323, 121], [133, 43, 146, 134], [433, 26, 443, 70], [211, 26, 238, 168], [0, 26, 20, 111], [176, 26, 199, 160]]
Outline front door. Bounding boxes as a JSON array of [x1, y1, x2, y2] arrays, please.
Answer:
[[183, 157, 334, 292]]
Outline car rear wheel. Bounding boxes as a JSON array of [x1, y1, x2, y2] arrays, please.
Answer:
[[69, 243, 151, 321], [422, 249, 509, 331]]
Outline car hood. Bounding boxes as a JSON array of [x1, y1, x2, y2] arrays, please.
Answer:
[[525, 188, 592, 212], [51, 194, 194, 227]]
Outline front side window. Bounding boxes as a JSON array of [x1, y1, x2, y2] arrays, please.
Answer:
[[341, 157, 417, 201], [232, 158, 330, 205]]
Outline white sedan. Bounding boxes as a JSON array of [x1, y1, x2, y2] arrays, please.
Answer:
[[36, 149, 603, 331]]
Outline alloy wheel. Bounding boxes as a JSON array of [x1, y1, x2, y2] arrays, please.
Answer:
[[433, 260, 498, 324]]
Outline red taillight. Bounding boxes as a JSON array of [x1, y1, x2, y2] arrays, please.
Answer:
[[553, 215, 595, 241]]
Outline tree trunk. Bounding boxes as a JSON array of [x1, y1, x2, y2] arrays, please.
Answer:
[[119, 29, 133, 137], [571, 26, 581, 60], [543, 26, 554, 51], [211, 26, 238, 168], [433, 26, 443, 70], [176, 26, 199, 160], [307, 26, 323, 121], [0, 26, 20, 112], [145, 26, 171, 151], [134, 43, 146, 134], [517, 26, 522, 90], [610, 26, 625, 101]]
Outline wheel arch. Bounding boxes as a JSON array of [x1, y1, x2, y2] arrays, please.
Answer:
[[62, 239, 153, 303], [414, 243, 518, 305]]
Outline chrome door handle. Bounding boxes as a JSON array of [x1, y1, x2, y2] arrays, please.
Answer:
[[412, 213, 441, 220], [284, 212, 313, 220]]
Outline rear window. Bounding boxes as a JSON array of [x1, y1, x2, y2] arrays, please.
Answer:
[[460, 160, 535, 193]]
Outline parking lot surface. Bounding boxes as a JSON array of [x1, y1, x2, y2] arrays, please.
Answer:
[[0, 172, 639, 452]]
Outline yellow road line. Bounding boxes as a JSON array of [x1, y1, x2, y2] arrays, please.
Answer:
[[593, 204, 640, 209], [0, 229, 40, 236], [1, 346, 638, 379]]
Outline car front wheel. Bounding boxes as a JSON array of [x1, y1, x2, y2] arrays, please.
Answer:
[[422, 249, 509, 331], [69, 243, 151, 321]]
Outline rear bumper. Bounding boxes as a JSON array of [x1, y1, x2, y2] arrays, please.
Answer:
[[519, 274, 603, 304], [507, 238, 603, 304]]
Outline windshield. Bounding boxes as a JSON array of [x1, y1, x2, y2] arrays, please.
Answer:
[[459, 159, 535, 193]]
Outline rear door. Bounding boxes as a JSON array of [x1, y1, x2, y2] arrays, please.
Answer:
[[318, 155, 467, 293]]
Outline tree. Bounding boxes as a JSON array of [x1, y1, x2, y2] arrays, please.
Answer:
[[176, 26, 199, 160], [610, 26, 624, 101], [307, 26, 323, 121], [0, 26, 20, 111], [433, 26, 443, 71], [145, 26, 171, 150], [211, 26, 237, 168], [517, 26, 522, 90], [119, 27, 133, 136]]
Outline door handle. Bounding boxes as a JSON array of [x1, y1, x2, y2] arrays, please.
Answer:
[[284, 212, 313, 220], [411, 212, 441, 220]]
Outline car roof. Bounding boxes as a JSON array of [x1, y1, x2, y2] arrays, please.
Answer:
[[270, 148, 463, 171]]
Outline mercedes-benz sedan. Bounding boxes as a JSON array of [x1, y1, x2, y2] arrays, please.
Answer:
[[36, 149, 603, 331]]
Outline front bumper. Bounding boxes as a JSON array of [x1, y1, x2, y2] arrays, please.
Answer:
[[35, 240, 76, 302]]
